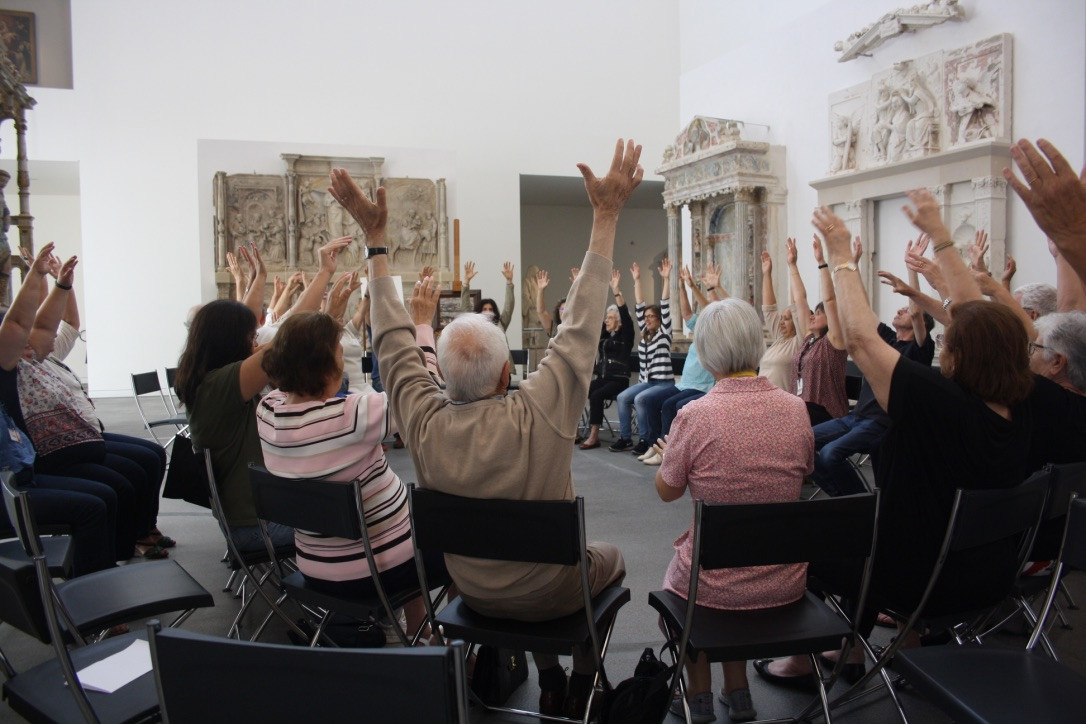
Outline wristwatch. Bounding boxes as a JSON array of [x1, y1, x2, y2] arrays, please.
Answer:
[[366, 247, 388, 259]]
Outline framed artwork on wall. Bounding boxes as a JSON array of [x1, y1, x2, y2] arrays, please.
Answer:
[[0, 10, 36, 85], [435, 289, 477, 331]]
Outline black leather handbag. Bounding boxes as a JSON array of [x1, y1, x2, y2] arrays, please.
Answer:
[[470, 645, 528, 705]]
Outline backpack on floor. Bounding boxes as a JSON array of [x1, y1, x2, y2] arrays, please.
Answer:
[[600, 645, 675, 724]]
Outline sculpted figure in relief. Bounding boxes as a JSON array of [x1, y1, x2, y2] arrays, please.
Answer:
[[830, 113, 858, 173], [871, 82, 893, 163], [950, 74, 998, 144]]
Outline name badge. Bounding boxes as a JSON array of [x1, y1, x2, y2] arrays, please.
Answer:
[[795, 378, 804, 396]]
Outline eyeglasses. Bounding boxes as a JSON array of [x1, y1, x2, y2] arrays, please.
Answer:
[[1028, 341, 1046, 356], [644, 313, 659, 320]]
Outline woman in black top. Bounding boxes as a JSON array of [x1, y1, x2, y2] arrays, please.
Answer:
[[578, 270, 634, 449]]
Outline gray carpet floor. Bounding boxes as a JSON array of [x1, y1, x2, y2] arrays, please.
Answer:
[[0, 396, 1082, 723]]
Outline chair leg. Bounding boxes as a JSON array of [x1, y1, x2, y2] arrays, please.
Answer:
[[811, 652, 834, 724], [1060, 579, 1079, 610]]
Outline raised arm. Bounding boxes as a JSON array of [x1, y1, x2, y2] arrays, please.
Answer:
[[238, 243, 267, 321], [273, 271, 302, 320], [786, 237, 812, 339], [676, 266, 694, 323], [658, 257, 672, 303], [1004, 138, 1086, 287], [878, 269, 948, 328], [761, 251, 777, 307], [700, 261, 725, 302], [903, 189, 983, 308], [499, 261, 515, 331], [1050, 241, 1086, 313], [974, 271, 1037, 340], [631, 262, 644, 307], [226, 251, 245, 302], [28, 255, 78, 361], [289, 237, 351, 315], [0, 244, 56, 371], [967, 230, 990, 273], [535, 269, 554, 335], [460, 261, 476, 311], [609, 269, 626, 316], [814, 208, 898, 410], [814, 236, 847, 350]]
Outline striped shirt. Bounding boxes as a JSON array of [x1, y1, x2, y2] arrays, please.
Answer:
[[636, 299, 674, 383], [257, 390, 412, 583]]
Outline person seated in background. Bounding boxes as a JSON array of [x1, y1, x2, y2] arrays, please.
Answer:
[[655, 297, 813, 723], [0, 243, 116, 575], [786, 236, 849, 425], [757, 250, 801, 390], [177, 236, 349, 552], [807, 240, 936, 497], [635, 264, 717, 466], [333, 138, 641, 719], [577, 269, 633, 450], [461, 259, 516, 332], [256, 310, 448, 638], [610, 258, 674, 455], [1013, 282, 1057, 320], [758, 194, 1037, 688]]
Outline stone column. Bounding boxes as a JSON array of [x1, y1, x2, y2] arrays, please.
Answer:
[[213, 172, 227, 269], [666, 204, 681, 306], [437, 179, 448, 271], [733, 186, 756, 303], [972, 176, 1007, 273], [284, 171, 298, 267]]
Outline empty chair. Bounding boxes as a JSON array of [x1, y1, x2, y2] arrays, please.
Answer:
[[130, 371, 187, 446], [894, 495, 1086, 724], [150, 623, 468, 723]]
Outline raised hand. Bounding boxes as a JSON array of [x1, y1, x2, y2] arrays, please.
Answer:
[[273, 275, 285, 298], [226, 251, 243, 285], [328, 169, 387, 237], [536, 269, 550, 290], [785, 237, 798, 266], [46, 253, 62, 280], [700, 261, 720, 290], [57, 256, 78, 287], [501, 261, 514, 283], [1004, 138, 1086, 250], [851, 236, 863, 265], [973, 270, 1002, 297], [610, 269, 621, 292], [903, 189, 949, 238], [905, 249, 947, 292], [760, 250, 772, 275], [877, 270, 918, 298], [658, 257, 672, 279], [419, 265, 435, 281], [28, 243, 55, 277], [811, 207, 852, 262], [812, 235, 826, 265], [249, 242, 266, 277], [968, 230, 990, 272], [569, 267, 580, 283], [1002, 254, 1017, 285], [410, 275, 441, 326], [318, 236, 352, 274], [630, 262, 641, 281], [679, 265, 692, 287], [576, 138, 644, 215], [464, 261, 477, 284]]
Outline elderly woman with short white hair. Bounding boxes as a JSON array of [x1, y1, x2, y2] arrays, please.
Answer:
[[655, 297, 814, 722]]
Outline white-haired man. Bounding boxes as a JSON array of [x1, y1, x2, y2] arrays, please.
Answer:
[[329, 139, 643, 718]]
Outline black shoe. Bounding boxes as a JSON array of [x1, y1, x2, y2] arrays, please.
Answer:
[[631, 440, 650, 456], [753, 658, 819, 692], [609, 438, 633, 452], [817, 654, 866, 684]]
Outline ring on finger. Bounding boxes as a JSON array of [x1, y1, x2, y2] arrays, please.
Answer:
[[825, 224, 836, 232]]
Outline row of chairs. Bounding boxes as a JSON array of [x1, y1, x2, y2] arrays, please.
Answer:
[[130, 368, 187, 449]]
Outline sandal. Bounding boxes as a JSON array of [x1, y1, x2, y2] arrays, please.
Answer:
[[149, 529, 177, 548], [136, 543, 169, 560]]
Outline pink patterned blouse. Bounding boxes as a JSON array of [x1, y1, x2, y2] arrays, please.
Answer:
[[660, 376, 814, 609]]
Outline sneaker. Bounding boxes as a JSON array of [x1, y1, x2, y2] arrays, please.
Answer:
[[609, 438, 634, 452], [669, 691, 716, 723], [631, 440, 650, 456], [643, 452, 662, 466], [719, 687, 756, 722]]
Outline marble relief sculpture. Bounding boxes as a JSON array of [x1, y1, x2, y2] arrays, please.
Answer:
[[834, 0, 964, 63], [826, 34, 1010, 175], [213, 154, 449, 300]]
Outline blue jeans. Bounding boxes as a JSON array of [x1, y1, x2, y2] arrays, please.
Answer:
[[231, 521, 295, 553], [659, 388, 706, 437], [810, 414, 887, 496], [634, 383, 693, 447], [615, 380, 674, 441]]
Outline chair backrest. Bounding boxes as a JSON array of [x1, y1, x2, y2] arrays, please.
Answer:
[[131, 371, 164, 397], [0, 551, 51, 644], [2, 473, 43, 559], [248, 464, 364, 541], [1045, 462, 1086, 521], [1061, 495, 1086, 572], [151, 624, 468, 723], [845, 360, 864, 402], [948, 473, 1050, 553], [409, 487, 582, 566], [695, 492, 878, 570]]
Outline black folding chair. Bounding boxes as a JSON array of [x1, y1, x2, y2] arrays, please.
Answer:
[[150, 621, 469, 723], [408, 486, 631, 723], [130, 371, 188, 447], [819, 474, 1050, 723], [894, 495, 1086, 724], [0, 478, 211, 723], [510, 348, 529, 378], [198, 449, 299, 642], [249, 464, 444, 647], [648, 492, 878, 724]]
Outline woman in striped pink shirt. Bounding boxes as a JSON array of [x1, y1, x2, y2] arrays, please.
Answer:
[[256, 309, 447, 638]]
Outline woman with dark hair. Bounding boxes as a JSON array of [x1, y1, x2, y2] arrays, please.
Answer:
[[461, 260, 515, 331], [758, 194, 1037, 687], [177, 236, 351, 551], [256, 303, 449, 637], [785, 237, 848, 425], [578, 269, 634, 450], [534, 269, 568, 337]]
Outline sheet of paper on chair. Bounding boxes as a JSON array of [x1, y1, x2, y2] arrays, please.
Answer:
[[76, 640, 152, 694]]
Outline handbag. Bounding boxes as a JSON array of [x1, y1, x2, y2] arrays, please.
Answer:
[[470, 645, 528, 706], [600, 646, 675, 724], [162, 433, 212, 509]]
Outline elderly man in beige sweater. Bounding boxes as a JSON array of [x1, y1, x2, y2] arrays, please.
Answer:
[[329, 139, 642, 718]]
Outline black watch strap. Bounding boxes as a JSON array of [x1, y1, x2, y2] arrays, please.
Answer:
[[366, 246, 388, 258]]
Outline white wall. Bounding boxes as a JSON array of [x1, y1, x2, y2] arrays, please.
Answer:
[[0, 0, 679, 395], [678, 0, 1085, 309]]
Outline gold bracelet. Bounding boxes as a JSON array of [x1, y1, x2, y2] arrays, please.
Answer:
[[933, 240, 956, 253], [832, 262, 858, 275]]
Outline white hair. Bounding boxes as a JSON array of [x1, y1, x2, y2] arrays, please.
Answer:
[[694, 298, 764, 377], [437, 314, 509, 401], [1013, 283, 1057, 318], [1035, 310, 1086, 392]]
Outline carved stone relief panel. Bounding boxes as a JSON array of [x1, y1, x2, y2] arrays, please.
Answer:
[[219, 175, 288, 269], [383, 178, 440, 271], [826, 34, 1012, 175]]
